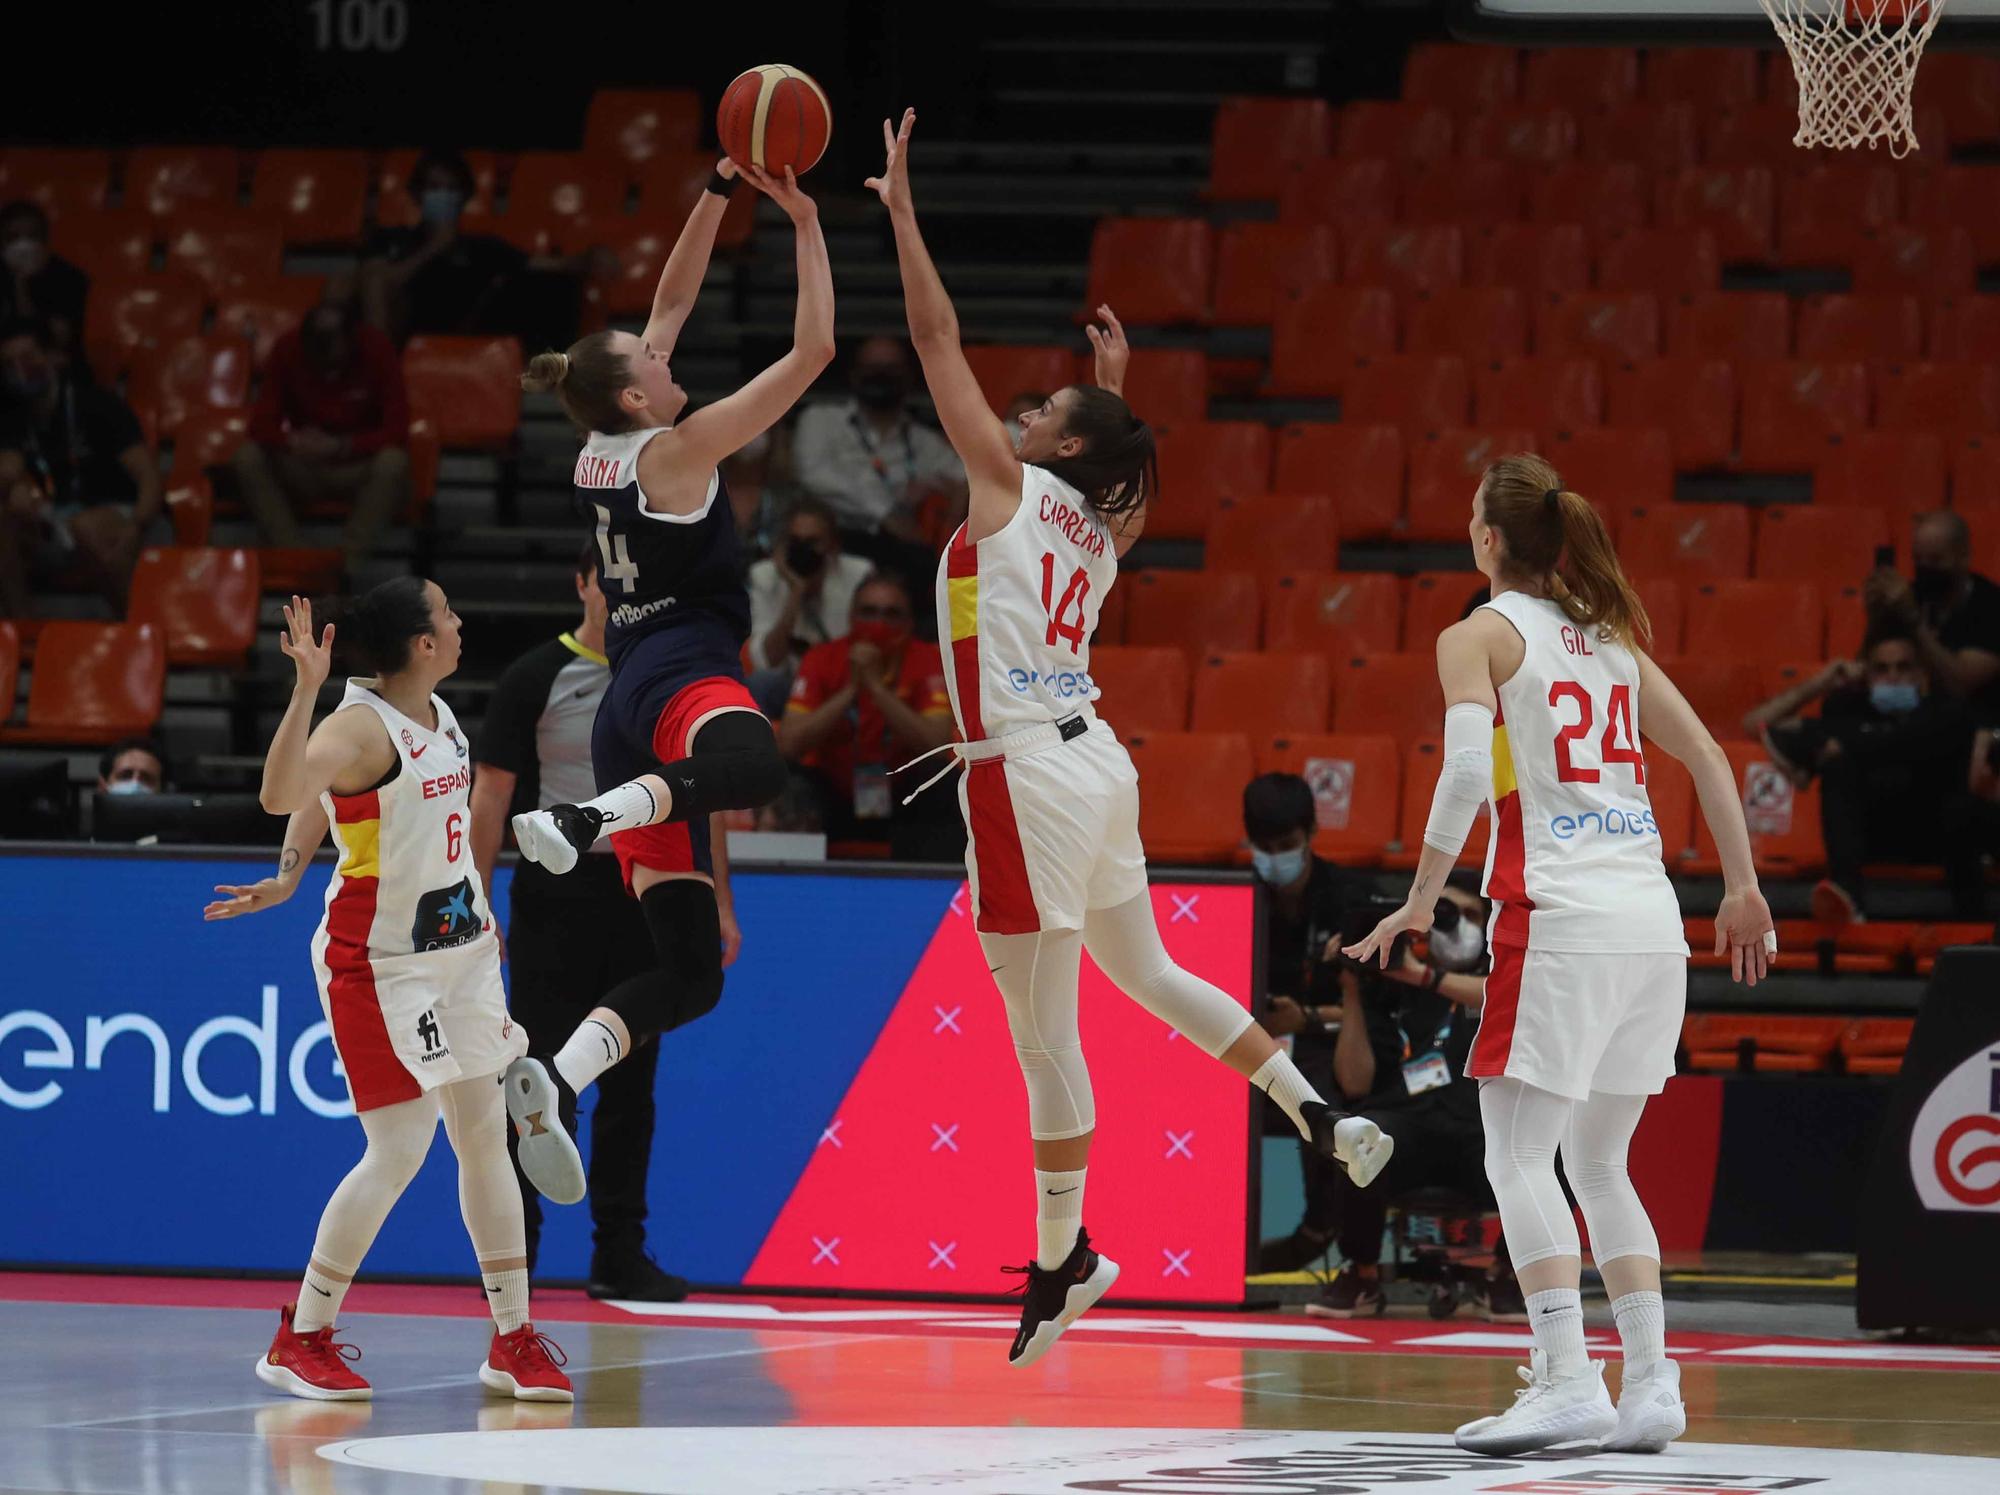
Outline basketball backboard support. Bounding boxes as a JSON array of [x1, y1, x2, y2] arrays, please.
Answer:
[[1452, 0, 2000, 48]]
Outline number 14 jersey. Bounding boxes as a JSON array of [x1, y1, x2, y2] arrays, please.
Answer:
[[1479, 590, 1687, 955], [938, 463, 1117, 739]]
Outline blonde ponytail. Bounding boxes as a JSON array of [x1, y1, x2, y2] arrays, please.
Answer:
[[1479, 453, 1652, 652], [521, 350, 570, 393]]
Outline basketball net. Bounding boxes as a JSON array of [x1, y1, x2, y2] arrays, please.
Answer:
[[1760, 0, 1946, 155]]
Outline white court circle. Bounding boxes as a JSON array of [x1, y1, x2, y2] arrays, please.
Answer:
[[323, 1425, 2000, 1494]]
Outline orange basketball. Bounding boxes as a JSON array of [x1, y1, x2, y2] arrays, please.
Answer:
[[717, 64, 832, 175]]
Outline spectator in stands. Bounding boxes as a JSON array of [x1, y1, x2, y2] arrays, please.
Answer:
[[360, 149, 589, 351], [233, 298, 411, 574], [0, 202, 87, 366], [745, 496, 873, 715], [776, 570, 959, 855], [1746, 621, 1981, 922], [97, 737, 167, 797], [1867, 512, 2000, 710], [722, 427, 792, 548], [0, 317, 162, 616], [790, 336, 967, 607]]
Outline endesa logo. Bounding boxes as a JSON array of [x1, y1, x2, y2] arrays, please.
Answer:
[[0, 986, 353, 1120], [1910, 1045, 2000, 1212], [1549, 806, 1659, 842], [1005, 666, 1096, 700]]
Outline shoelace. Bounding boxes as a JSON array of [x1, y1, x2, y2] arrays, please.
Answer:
[[301, 1327, 362, 1372], [506, 1328, 569, 1373], [999, 1263, 1039, 1295], [1509, 1363, 1556, 1408]]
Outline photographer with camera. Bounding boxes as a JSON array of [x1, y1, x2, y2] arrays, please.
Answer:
[[745, 496, 875, 716], [1866, 514, 2000, 710]]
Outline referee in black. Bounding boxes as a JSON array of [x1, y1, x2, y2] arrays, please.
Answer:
[[470, 542, 701, 1302]]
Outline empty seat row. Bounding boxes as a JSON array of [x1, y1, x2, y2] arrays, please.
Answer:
[[1682, 1015, 1934, 1075]]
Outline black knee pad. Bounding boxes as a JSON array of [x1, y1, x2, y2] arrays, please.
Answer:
[[600, 880, 725, 1044], [665, 710, 788, 819]]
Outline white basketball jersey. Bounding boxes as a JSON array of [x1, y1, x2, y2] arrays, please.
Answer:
[[937, 464, 1119, 738], [1479, 591, 1686, 955], [312, 680, 493, 963]]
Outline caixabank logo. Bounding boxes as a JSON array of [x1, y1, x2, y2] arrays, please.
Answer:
[[1910, 1045, 2000, 1212]]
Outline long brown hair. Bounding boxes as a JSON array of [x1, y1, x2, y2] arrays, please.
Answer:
[[1042, 384, 1158, 519], [1480, 452, 1651, 651], [521, 331, 635, 435]]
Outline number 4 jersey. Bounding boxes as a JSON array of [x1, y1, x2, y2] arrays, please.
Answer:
[[1478, 591, 1687, 955]]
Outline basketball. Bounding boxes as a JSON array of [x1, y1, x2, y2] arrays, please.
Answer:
[[717, 64, 832, 175]]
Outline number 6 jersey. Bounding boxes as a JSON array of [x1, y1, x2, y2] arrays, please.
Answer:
[[1478, 590, 1687, 955], [938, 463, 1117, 739]]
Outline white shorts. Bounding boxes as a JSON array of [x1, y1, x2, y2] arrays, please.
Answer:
[[311, 932, 528, 1113], [1468, 943, 1687, 1101], [958, 721, 1149, 934]]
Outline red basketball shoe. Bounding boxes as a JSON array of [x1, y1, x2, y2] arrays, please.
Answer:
[[479, 1324, 573, 1402], [253, 1303, 371, 1401]]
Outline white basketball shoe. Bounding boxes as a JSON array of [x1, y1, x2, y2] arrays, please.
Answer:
[[1604, 1359, 1686, 1453], [1455, 1348, 1617, 1455]]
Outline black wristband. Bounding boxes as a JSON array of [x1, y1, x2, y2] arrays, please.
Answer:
[[705, 170, 735, 199]]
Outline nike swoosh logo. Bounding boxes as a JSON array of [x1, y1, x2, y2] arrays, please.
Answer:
[[486, 1285, 503, 1294], [988, 964, 1006, 975], [1045, 1186, 1078, 1196], [410, 743, 428, 758], [309, 1284, 331, 1296]]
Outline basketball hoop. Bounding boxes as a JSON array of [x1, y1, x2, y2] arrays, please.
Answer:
[[1760, 0, 1947, 155]]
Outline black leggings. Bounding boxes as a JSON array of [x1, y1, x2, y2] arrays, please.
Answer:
[[654, 708, 788, 821], [598, 878, 726, 1049]]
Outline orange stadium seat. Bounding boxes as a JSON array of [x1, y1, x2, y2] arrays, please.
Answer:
[[1703, 104, 1811, 167], [1956, 438, 2000, 505], [0, 621, 17, 721], [1148, 422, 1272, 541], [1548, 426, 1674, 512], [1123, 569, 1262, 661], [1406, 288, 1530, 363], [1123, 732, 1256, 863], [125, 147, 240, 218], [1583, 101, 1704, 172], [1206, 493, 1338, 577], [249, 150, 368, 245], [503, 153, 629, 254], [1264, 572, 1403, 658], [165, 473, 213, 547], [1536, 293, 1660, 363], [1666, 291, 1791, 362], [1524, 47, 1640, 109], [1849, 226, 1977, 298], [1622, 503, 1752, 580], [53, 209, 155, 283], [1393, 739, 1490, 868], [1684, 1015, 1843, 1074], [84, 271, 206, 379], [962, 345, 1076, 416], [1645, 45, 1760, 107], [403, 336, 523, 449], [1468, 224, 1592, 295], [1343, 224, 1464, 295], [1213, 224, 1342, 326], [1336, 102, 1454, 162], [631, 154, 755, 250], [1334, 652, 1445, 748], [1691, 741, 1826, 874], [1655, 167, 1776, 263], [0, 148, 111, 219], [1120, 350, 1208, 427], [1795, 295, 1924, 362], [1266, 285, 1398, 397], [1207, 96, 1334, 202], [584, 88, 705, 170], [1405, 571, 1490, 650], [1402, 43, 1520, 108], [167, 408, 250, 484], [593, 221, 676, 318], [1754, 504, 1890, 583], [1841, 1018, 1916, 1076], [0, 623, 164, 746], [1923, 54, 2000, 145], [1459, 107, 1580, 165], [1530, 161, 1649, 237], [1274, 423, 1404, 541], [1278, 159, 1397, 226], [1407, 427, 1536, 542], [1597, 229, 1721, 297], [1474, 356, 1605, 438], [1191, 650, 1332, 736], [1914, 923, 1997, 976], [1929, 296, 2000, 362], [163, 211, 283, 295], [1341, 355, 1470, 435], [1907, 167, 2000, 261], [1404, 160, 1528, 227], [126, 547, 261, 667], [1631, 575, 1684, 654], [1086, 645, 1189, 734], [1737, 360, 1871, 472], [1609, 357, 1737, 470], [1645, 747, 1695, 866], [213, 276, 328, 366], [1684, 580, 1823, 662], [1084, 218, 1212, 325], [1876, 363, 2000, 443], [1826, 586, 1869, 657], [375, 148, 499, 227], [1777, 165, 1900, 266], [1257, 733, 1401, 867], [141, 334, 253, 437], [1662, 660, 1767, 741]]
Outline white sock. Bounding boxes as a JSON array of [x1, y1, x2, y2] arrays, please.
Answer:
[[294, 1266, 350, 1333], [580, 779, 664, 834], [1034, 1168, 1086, 1270], [1525, 1287, 1589, 1380], [483, 1266, 530, 1335], [554, 1018, 623, 1095], [1249, 1051, 1324, 1142], [1612, 1289, 1667, 1375]]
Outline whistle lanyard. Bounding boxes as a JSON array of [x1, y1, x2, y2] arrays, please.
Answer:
[[849, 410, 916, 501], [1397, 1003, 1455, 1063]]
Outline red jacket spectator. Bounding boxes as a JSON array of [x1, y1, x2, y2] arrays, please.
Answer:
[[784, 634, 952, 806], [249, 320, 408, 456]]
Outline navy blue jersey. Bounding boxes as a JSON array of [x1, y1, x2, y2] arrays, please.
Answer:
[[573, 427, 750, 666]]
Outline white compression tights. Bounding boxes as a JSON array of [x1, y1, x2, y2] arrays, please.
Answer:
[[979, 892, 1257, 1141], [1478, 1077, 1660, 1270]]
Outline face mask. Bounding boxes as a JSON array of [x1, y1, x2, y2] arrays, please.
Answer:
[[854, 372, 906, 411], [419, 187, 465, 226], [1870, 681, 1921, 715], [105, 778, 155, 797], [1251, 846, 1308, 887], [1912, 565, 1957, 606], [850, 618, 909, 652], [2, 238, 41, 275], [1427, 901, 1487, 972], [784, 538, 826, 575]]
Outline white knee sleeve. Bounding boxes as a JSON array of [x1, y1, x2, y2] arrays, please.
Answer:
[[1564, 1090, 1660, 1266], [1479, 1077, 1582, 1269], [1081, 894, 1257, 1058], [440, 1075, 526, 1264], [311, 1094, 438, 1274], [982, 929, 1095, 1141]]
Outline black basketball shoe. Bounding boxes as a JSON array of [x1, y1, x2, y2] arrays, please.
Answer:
[[504, 1057, 586, 1205], [1004, 1228, 1120, 1369], [588, 1247, 690, 1304], [1302, 1100, 1395, 1187], [510, 803, 605, 876]]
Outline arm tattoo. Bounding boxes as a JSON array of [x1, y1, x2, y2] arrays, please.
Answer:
[[279, 848, 300, 878]]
